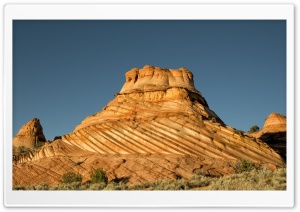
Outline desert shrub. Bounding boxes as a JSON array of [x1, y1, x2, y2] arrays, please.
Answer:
[[103, 182, 128, 190], [89, 182, 107, 190], [249, 125, 259, 133], [207, 171, 263, 190], [255, 166, 273, 179], [13, 185, 25, 190], [103, 183, 118, 190], [268, 168, 286, 190], [35, 141, 45, 149], [188, 174, 211, 188], [147, 179, 189, 190], [61, 172, 82, 183], [56, 182, 82, 190], [79, 181, 91, 190], [25, 185, 35, 190], [207, 168, 286, 190], [128, 183, 148, 190], [234, 159, 256, 173], [48, 186, 59, 190], [34, 183, 49, 190], [13, 146, 32, 158], [90, 168, 108, 184]]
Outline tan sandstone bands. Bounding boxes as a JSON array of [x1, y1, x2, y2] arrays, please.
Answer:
[[13, 66, 286, 186], [120, 65, 200, 94]]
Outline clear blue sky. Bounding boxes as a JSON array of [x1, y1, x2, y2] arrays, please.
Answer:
[[13, 20, 286, 140]]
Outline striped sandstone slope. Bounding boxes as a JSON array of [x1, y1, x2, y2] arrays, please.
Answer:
[[13, 66, 285, 186]]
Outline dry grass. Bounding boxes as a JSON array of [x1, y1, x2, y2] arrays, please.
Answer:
[[207, 167, 286, 190], [13, 166, 286, 191]]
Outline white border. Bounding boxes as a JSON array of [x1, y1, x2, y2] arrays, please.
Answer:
[[3, 4, 294, 207]]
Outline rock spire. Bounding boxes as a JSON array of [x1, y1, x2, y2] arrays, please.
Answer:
[[13, 118, 46, 148]]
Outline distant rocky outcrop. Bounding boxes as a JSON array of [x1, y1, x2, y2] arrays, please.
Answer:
[[13, 118, 46, 149], [249, 113, 286, 161], [262, 113, 286, 133], [13, 66, 286, 186]]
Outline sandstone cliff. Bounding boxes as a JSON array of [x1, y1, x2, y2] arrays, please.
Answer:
[[13, 118, 46, 149], [249, 113, 286, 161], [13, 66, 286, 186]]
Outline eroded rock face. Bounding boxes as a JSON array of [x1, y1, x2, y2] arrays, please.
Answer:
[[120, 65, 199, 94], [248, 113, 286, 161], [13, 118, 46, 148], [263, 113, 286, 132], [13, 66, 286, 187], [13, 152, 237, 186]]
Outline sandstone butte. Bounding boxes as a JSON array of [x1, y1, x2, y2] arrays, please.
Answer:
[[13, 65, 286, 186]]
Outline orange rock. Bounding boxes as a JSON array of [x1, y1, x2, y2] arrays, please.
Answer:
[[263, 113, 286, 133], [248, 112, 286, 161], [13, 118, 46, 148], [12, 66, 286, 187]]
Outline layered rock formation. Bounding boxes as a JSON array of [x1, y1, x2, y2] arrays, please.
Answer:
[[249, 113, 286, 161], [120, 65, 199, 94], [262, 113, 286, 133], [13, 66, 286, 187], [13, 118, 46, 148]]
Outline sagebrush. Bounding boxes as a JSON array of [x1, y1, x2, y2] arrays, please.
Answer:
[[14, 166, 286, 191]]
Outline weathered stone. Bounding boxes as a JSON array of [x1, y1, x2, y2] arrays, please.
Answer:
[[13, 118, 46, 148], [263, 113, 286, 133], [248, 113, 287, 161], [120, 65, 199, 95], [12, 66, 286, 187]]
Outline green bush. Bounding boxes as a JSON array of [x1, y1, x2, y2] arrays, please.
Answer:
[[61, 172, 82, 183], [15, 146, 32, 155], [234, 159, 256, 173], [35, 141, 45, 149], [249, 125, 259, 133], [90, 169, 108, 184]]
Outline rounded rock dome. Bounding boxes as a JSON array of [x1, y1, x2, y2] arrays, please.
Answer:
[[263, 113, 286, 129]]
